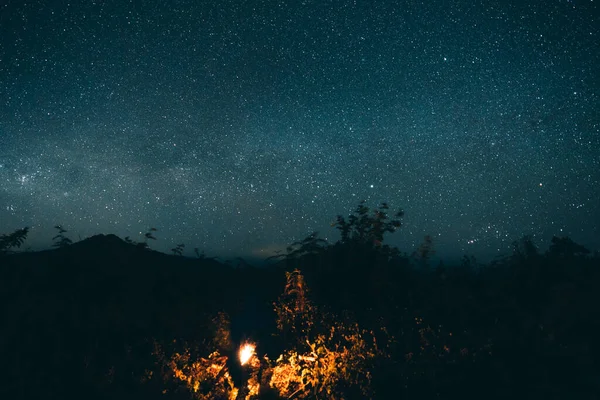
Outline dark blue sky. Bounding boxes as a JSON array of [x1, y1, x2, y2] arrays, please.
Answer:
[[1, 0, 598, 261]]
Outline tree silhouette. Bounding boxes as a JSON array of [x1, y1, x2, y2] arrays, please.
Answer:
[[52, 225, 72, 248], [412, 234, 436, 269], [144, 227, 158, 241], [267, 231, 328, 261], [171, 243, 185, 256], [125, 227, 158, 250], [460, 254, 480, 271], [547, 236, 590, 258], [333, 201, 403, 247], [511, 234, 538, 261], [0, 227, 29, 255]]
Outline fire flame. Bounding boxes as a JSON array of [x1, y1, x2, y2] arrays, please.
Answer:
[[239, 342, 255, 365]]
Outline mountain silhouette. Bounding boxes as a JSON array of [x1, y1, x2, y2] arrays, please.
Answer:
[[1, 233, 225, 272]]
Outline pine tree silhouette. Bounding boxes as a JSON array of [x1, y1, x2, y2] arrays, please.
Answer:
[[52, 225, 72, 248], [171, 243, 185, 256]]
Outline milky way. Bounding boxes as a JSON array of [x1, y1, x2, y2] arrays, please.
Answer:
[[1, 0, 598, 261]]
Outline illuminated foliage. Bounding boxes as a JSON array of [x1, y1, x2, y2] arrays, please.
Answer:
[[269, 323, 382, 399], [155, 344, 262, 400], [153, 268, 385, 399], [211, 312, 233, 354], [167, 348, 236, 399], [273, 269, 315, 344], [270, 269, 385, 398]]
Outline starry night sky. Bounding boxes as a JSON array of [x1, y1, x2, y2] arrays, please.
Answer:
[[1, 0, 599, 262]]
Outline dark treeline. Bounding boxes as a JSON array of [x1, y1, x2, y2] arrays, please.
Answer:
[[1, 202, 599, 399]]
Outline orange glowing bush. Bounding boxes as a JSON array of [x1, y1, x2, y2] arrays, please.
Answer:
[[273, 269, 316, 345], [268, 324, 381, 399], [167, 349, 235, 399], [154, 269, 386, 399], [269, 269, 384, 398]]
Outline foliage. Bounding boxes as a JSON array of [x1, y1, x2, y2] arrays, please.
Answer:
[[548, 236, 590, 258], [153, 342, 237, 400], [412, 234, 436, 268], [0, 227, 29, 254], [52, 225, 72, 248], [273, 269, 315, 344], [152, 269, 384, 399], [399, 315, 493, 392], [511, 234, 539, 261], [211, 312, 233, 354], [266, 202, 405, 264], [124, 227, 158, 250], [194, 247, 210, 259], [154, 337, 262, 400], [268, 232, 328, 261], [3, 200, 600, 399], [270, 269, 384, 398], [269, 323, 382, 399], [333, 201, 403, 247], [171, 243, 185, 256], [460, 255, 480, 270]]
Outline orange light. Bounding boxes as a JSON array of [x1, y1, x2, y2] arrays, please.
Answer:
[[239, 342, 255, 365]]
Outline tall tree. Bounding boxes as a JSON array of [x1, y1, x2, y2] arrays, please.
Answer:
[[52, 225, 72, 248]]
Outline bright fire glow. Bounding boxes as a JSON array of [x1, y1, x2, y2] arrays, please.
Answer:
[[239, 342, 255, 365]]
